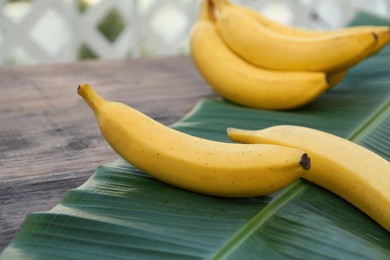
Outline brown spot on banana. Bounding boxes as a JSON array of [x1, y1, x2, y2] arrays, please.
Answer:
[[300, 153, 311, 170]]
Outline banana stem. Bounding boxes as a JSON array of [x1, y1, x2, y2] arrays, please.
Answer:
[[211, 0, 228, 11], [77, 84, 105, 113], [198, 0, 216, 22]]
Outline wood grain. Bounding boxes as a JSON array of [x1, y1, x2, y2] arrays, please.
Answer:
[[0, 56, 215, 251]]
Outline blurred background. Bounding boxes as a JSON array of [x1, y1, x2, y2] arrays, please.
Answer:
[[0, 0, 389, 66]]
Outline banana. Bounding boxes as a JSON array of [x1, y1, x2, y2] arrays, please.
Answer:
[[225, 0, 390, 88], [190, 0, 328, 110], [212, 0, 379, 72], [78, 84, 310, 197], [231, 0, 390, 55], [228, 0, 390, 87], [227, 125, 390, 231]]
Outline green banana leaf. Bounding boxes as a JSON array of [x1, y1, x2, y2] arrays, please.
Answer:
[[2, 13, 390, 259]]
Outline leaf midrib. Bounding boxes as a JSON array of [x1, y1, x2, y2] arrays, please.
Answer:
[[211, 97, 390, 259], [211, 181, 308, 259], [347, 99, 390, 143]]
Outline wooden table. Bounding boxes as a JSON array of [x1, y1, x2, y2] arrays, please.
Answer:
[[0, 56, 215, 251]]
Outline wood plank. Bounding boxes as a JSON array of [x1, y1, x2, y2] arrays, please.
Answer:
[[0, 169, 93, 251], [0, 56, 215, 250]]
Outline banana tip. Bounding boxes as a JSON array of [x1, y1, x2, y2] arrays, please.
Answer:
[[372, 32, 378, 42], [325, 74, 330, 85], [300, 153, 311, 170], [77, 83, 91, 96]]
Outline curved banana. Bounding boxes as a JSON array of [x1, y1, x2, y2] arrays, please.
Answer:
[[229, 0, 390, 89], [190, 0, 328, 110], [212, 0, 378, 72], [227, 125, 390, 231], [223, 0, 390, 88], [78, 84, 310, 197], [230, 0, 390, 55]]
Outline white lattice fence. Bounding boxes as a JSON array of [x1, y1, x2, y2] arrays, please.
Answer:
[[0, 0, 78, 65], [138, 0, 198, 56], [0, 0, 200, 65], [0, 0, 389, 66], [76, 0, 139, 59]]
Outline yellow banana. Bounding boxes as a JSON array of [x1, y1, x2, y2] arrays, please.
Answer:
[[231, 0, 390, 55], [212, 0, 378, 72], [78, 84, 310, 197], [190, 0, 328, 110], [225, 0, 389, 88], [227, 125, 390, 231], [229, 0, 389, 87]]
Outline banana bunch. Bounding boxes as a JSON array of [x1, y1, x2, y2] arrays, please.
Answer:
[[78, 84, 310, 197], [227, 126, 390, 232], [190, 0, 390, 109]]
